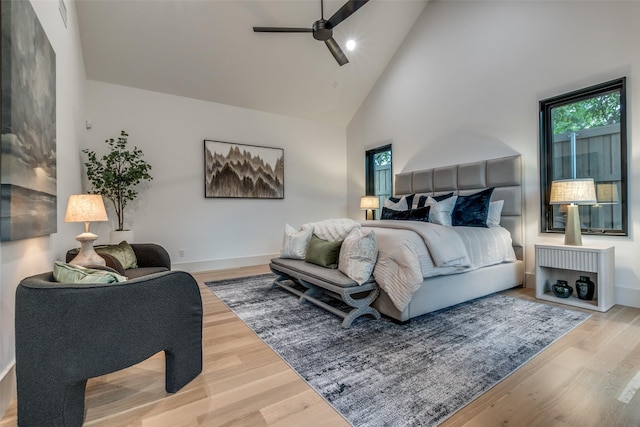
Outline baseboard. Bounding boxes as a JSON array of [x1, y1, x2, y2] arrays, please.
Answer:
[[615, 286, 640, 309], [524, 272, 535, 289], [0, 362, 16, 420], [172, 253, 278, 273]]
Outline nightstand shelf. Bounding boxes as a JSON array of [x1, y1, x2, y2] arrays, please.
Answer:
[[535, 243, 615, 312]]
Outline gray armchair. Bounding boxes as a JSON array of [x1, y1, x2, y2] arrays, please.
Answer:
[[15, 270, 203, 426]]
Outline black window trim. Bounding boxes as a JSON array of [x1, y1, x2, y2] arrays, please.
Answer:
[[539, 76, 628, 236]]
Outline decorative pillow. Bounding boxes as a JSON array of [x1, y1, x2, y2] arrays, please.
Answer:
[[305, 234, 343, 269], [425, 195, 458, 226], [339, 228, 378, 285], [417, 192, 454, 208], [280, 223, 314, 259], [53, 261, 127, 284], [451, 188, 495, 227], [380, 206, 430, 222], [384, 196, 408, 211], [95, 241, 138, 269], [486, 200, 504, 227], [388, 194, 414, 210]]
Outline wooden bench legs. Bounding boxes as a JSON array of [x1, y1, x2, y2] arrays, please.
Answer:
[[271, 271, 381, 328]]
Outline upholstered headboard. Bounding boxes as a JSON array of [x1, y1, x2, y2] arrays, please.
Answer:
[[394, 155, 523, 260]]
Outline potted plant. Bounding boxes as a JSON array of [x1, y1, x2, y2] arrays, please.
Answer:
[[83, 130, 153, 242]]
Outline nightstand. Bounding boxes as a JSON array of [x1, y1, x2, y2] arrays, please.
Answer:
[[535, 243, 615, 312]]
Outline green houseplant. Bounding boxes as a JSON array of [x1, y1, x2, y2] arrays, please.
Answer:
[[83, 130, 153, 232]]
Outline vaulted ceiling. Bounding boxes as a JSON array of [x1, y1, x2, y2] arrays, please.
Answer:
[[76, 0, 428, 127]]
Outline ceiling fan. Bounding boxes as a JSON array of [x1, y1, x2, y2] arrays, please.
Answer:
[[253, 0, 370, 66]]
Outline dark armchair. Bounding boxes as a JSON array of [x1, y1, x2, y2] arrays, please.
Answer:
[[15, 270, 203, 426], [66, 243, 171, 279]]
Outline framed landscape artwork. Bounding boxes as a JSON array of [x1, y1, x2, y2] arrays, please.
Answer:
[[204, 140, 284, 199], [0, 0, 57, 241]]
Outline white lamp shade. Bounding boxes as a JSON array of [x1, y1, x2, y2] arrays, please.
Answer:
[[549, 179, 597, 205], [64, 194, 108, 223], [360, 196, 380, 210]]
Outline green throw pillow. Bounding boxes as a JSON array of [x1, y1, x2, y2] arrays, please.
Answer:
[[305, 234, 343, 269], [95, 241, 138, 269], [53, 261, 127, 283]]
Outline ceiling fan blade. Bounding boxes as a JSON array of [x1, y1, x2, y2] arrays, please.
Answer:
[[325, 38, 349, 66], [253, 27, 313, 33], [326, 0, 369, 28]]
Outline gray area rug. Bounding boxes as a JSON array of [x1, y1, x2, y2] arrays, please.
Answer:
[[206, 274, 590, 426]]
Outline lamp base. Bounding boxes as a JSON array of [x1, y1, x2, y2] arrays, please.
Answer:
[[564, 204, 583, 246], [69, 232, 106, 266]]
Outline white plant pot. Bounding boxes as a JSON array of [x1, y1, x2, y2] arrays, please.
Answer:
[[110, 230, 134, 244]]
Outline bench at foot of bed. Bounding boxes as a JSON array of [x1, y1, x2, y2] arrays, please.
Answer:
[[269, 258, 381, 329]]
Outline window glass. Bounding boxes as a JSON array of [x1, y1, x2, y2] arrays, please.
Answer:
[[540, 78, 627, 235], [365, 145, 392, 219]]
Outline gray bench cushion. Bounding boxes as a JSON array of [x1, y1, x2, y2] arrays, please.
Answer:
[[270, 258, 373, 289]]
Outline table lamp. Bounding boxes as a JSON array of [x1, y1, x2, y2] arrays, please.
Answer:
[[360, 196, 379, 220], [65, 194, 109, 266], [549, 178, 596, 246]]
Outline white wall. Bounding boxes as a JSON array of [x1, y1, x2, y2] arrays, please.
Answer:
[[0, 0, 88, 415], [85, 81, 348, 272], [347, 1, 640, 306]]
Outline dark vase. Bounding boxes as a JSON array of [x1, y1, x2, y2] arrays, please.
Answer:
[[551, 280, 573, 298], [576, 276, 595, 300]]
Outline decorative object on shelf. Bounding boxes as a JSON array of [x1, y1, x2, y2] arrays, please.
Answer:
[[204, 140, 284, 199], [1, 0, 57, 242], [576, 275, 595, 300], [549, 178, 597, 246], [64, 194, 109, 266], [83, 130, 153, 233], [360, 196, 379, 220], [551, 280, 573, 298]]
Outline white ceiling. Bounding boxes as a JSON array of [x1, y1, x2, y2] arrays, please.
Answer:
[[76, 0, 428, 127]]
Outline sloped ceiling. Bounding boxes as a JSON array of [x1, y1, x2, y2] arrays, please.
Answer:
[[76, 0, 428, 127]]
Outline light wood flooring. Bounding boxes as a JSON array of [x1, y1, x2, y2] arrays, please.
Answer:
[[2, 265, 640, 426]]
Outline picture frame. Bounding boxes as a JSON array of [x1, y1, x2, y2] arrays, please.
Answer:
[[1, 0, 57, 241], [204, 140, 284, 199]]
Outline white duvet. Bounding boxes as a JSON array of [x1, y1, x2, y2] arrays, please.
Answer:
[[361, 221, 516, 311]]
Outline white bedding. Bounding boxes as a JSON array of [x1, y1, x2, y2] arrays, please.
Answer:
[[361, 221, 516, 311]]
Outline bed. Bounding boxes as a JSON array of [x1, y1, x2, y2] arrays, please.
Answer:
[[366, 154, 524, 322]]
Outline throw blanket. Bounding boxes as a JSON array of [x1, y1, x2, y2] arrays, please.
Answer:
[[361, 221, 516, 311], [310, 218, 361, 241]]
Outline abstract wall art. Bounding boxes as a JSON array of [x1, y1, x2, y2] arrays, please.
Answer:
[[204, 140, 284, 199], [1, 0, 57, 241]]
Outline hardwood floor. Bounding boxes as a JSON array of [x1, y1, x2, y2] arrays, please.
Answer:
[[2, 265, 640, 426]]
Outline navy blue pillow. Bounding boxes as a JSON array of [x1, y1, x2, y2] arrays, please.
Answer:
[[389, 194, 415, 209], [381, 206, 430, 222], [417, 192, 454, 208], [451, 188, 494, 227]]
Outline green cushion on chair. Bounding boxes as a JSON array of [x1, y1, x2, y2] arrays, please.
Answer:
[[95, 241, 138, 269], [53, 261, 127, 283]]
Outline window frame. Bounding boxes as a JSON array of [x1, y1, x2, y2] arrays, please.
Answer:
[[365, 144, 392, 220], [539, 77, 628, 236]]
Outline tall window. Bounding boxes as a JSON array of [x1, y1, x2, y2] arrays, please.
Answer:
[[540, 77, 627, 236], [365, 145, 392, 220]]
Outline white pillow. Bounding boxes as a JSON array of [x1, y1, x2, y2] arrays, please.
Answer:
[[487, 200, 504, 227], [384, 196, 408, 211], [280, 224, 313, 259], [425, 195, 458, 226], [339, 228, 378, 285]]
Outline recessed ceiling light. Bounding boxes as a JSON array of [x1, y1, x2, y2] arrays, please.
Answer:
[[346, 39, 356, 51]]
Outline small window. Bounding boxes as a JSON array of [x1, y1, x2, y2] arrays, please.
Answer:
[[540, 78, 627, 236], [365, 145, 392, 220]]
